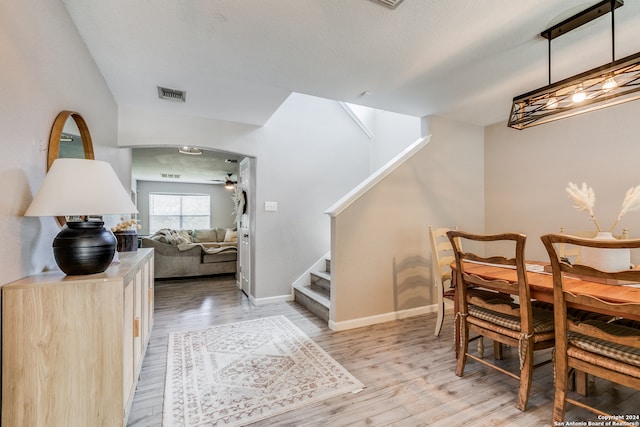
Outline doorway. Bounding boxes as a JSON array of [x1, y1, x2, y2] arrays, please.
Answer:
[[238, 157, 252, 297]]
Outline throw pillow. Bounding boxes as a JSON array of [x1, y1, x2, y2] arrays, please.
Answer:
[[192, 229, 218, 243], [215, 227, 228, 242], [177, 230, 193, 243], [224, 228, 238, 242]]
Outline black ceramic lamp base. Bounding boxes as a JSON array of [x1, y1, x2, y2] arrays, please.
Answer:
[[53, 220, 116, 275]]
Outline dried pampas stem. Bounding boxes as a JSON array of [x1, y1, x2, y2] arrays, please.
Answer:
[[566, 182, 602, 232], [609, 185, 640, 232]]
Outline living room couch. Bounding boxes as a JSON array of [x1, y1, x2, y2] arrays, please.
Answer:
[[140, 228, 237, 279]]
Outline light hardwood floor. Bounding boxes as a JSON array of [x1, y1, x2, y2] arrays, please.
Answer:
[[127, 275, 639, 427]]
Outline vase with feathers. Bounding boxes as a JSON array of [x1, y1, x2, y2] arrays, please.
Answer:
[[566, 182, 639, 270], [566, 182, 640, 234]]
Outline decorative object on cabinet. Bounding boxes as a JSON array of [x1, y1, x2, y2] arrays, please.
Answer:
[[24, 158, 139, 275], [115, 230, 139, 252], [2, 249, 154, 427], [112, 217, 141, 252], [507, 0, 640, 130]]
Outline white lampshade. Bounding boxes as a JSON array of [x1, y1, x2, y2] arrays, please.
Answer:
[[25, 158, 138, 217]]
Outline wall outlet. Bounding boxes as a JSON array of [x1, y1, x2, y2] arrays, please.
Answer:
[[264, 201, 278, 211]]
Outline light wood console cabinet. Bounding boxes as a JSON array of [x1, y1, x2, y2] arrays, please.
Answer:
[[2, 248, 154, 427]]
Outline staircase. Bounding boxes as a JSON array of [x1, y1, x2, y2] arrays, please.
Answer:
[[293, 257, 331, 322]]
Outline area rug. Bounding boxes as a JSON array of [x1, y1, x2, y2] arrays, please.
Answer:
[[162, 315, 364, 426]]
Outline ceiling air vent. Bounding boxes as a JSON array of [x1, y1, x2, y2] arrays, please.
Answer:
[[161, 173, 181, 179], [157, 86, 186, 102], [371, 0, 404, 9]]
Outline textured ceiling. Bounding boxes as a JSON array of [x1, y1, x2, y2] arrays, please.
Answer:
[[132, 147, 243, 184], [62, 0, 640, 127]]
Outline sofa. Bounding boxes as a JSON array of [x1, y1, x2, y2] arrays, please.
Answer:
[[140, 228, 238, 279]]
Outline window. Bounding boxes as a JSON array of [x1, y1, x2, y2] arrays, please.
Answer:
[[148, 193, 210, 233]]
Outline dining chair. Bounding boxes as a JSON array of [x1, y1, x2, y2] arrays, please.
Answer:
[[430, 226, 513, 341], [429, 226, 457, 336], [448, 230, 555, 411], [541, 233, 640, 424], [558, 228, 596, 264]]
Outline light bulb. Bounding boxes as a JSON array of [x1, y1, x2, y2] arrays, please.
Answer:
[[545, 96, 558, 109], [602, 76, 617, 92], [572, 85, 586, 103]]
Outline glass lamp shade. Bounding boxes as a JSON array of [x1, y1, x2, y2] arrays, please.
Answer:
[[25, 158, 138, 275]]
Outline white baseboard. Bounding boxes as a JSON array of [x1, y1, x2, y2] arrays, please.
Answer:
[[249, 293, 294, 306], [328, 304, 438, 331]]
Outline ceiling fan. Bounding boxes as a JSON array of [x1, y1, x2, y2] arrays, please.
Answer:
[[209, 173, 237, 189]]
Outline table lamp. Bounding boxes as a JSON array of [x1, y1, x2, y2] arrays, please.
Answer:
[[25, 158, 138, 275]]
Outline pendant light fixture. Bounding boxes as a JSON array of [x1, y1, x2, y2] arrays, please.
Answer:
[[508, 0, 640, 130], [178, 146, 203, 155], [224, 174, 235, 190]]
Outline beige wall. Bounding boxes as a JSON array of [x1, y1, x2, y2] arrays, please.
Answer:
[[330, 115, 484, 328], [485, 100, 640, 263], [1, 0, 120, 285]]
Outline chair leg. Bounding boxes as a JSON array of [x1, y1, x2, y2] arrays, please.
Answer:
[[552, 372, 568, 423], [454, 296, 460, 357], [455, 318, 469, 377], [493, 342, 503, 360], [434, 301, 444, 337], [574, 370, 588, 396], [516, 343, 534, 411], [434, 277, 445, 337], [552, 348, 569, 423]]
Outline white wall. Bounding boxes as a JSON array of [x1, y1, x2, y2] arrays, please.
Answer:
[[118, 93, 372, 301], [369, 109, 422, 172], [136, 180, 235, 235], [0, 0, 120, 285], [342, 103, 421, 172], [485, 100, 640, 263], [330, 115, 484, 328]]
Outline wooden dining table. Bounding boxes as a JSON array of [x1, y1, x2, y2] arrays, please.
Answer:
[[451, 261, 640, 396], [454, 261, 640, 321]]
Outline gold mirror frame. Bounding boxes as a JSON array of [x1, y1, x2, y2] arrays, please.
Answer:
[[47, 111, 95, 225], [47, 111, 95, 171]]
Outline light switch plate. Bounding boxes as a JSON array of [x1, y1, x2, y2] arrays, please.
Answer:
[[264, 201, 278, 211]]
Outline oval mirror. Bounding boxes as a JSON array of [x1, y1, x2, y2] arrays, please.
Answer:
[[47, 111, 95, 170], [47, 111, 96, 225]]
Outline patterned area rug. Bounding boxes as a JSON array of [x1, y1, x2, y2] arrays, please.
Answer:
[[162, 315, 364, 426]]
